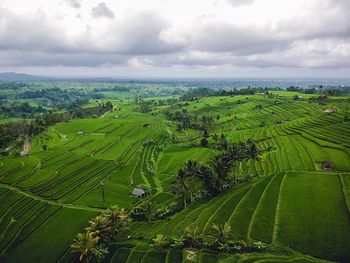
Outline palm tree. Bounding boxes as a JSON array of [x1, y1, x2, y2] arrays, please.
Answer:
[[91, 245, 109, 263], [102, 205, 130, 238], [184, 225, 203, 248], [183, 160, 200, 177], [86, 215, 110, 232], [141, 201, 155, 222], [71, 231, 99, 262], [172, 180, 188, 207], [170, 237, 185, 249], [210, 154, 233, 192], [209, 222, 233, 246], [246, 142, 259, 161], [85, 215, 112, 243], [175, 160, 202, 206]]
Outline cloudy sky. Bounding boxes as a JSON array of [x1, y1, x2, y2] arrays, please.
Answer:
[[0, 0, 349, 78]]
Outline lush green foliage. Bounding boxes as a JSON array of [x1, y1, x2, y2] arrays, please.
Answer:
[[0, 83, 349, 262]]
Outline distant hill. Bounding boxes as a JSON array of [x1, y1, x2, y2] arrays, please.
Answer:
[[0, 72, 48, 81]]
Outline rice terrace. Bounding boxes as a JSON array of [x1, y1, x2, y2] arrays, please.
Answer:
[[1, 0, 350, 262], [0, 79, 349, 263]]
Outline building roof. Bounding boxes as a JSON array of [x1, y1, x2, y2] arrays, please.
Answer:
[[132, 188, 145, 196], [321, 160, 333, 170], [324, 108, 336, 113]]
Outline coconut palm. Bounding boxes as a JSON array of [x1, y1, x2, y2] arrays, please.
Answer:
[[175, 161, 202, 206], [184, 225, 203, 248], [140, 201, 156, 222], [91, 245, 109, 263], [170, 237, 185, 249], [85, 215, 112, 243], [71, 231, 99, 262], [210, 154, 233, 192], [246, 142, 260, 161], [102, 205, 131, 238], [209, 222, 233, 245], [86, 215, 109, 232], [172, 180, 188, 207]]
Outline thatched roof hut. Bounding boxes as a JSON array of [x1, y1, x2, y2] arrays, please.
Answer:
[[321, 160, 333, 170], [132, 188, 145, 197], [324, 108, 336, 114]]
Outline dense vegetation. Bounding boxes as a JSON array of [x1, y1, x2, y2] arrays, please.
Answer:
[[0, 81, 349, 263], [0, 101, 113, 151]]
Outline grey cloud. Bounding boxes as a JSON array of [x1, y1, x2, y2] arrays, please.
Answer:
[[67, 0, 83, 9], [0, 8, 77, 53], [0, 51, 127, 67], [0, 8, 180, 56], [105, 12, 183, 55], [278, 0, 350, 40], [185, 0, 350, 56], [190, 23, 287, 55], [91, 3, 115, 19], [0, 1, 349, 73]]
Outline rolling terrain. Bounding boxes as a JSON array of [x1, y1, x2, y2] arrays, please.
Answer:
[[0, 90, 350, 262]]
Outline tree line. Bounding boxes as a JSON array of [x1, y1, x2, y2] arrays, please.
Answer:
[[0, 101, 113, 152], [165, 108, 215, 132], [16, 87, 103, 108], [71, 205, 266, 262], [287, 85, 346, 95], [180, 87, 270, 101], [151, 222, 266, 253]]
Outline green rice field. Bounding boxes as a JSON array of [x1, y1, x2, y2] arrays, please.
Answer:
[[1, 90, 349, 262]]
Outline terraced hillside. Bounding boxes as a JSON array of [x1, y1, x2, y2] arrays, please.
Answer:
[[0, 91, 350, 262]]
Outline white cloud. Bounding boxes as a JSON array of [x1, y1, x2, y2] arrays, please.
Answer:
[[0, 0, 349, 77], [226, 0, 254, 7]]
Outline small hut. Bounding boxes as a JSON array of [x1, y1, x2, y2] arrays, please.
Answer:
[[321, 160, 333, 170], [77, 131, 84, 136], [324, 109, 336, 114], [114, 115, 119, 119], [132, 188, 145, 198]]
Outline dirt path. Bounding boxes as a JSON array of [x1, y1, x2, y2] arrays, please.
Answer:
[[99, 110, 111, 119], [0, 182, 104, 212]]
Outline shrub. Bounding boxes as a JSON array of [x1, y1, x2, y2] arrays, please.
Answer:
[[169, 237, 185, 249], [151, 234, 169, 249]]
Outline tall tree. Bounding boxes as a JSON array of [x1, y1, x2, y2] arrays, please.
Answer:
[[209, 222, 233, 246], [71, 231, 99, 262]]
